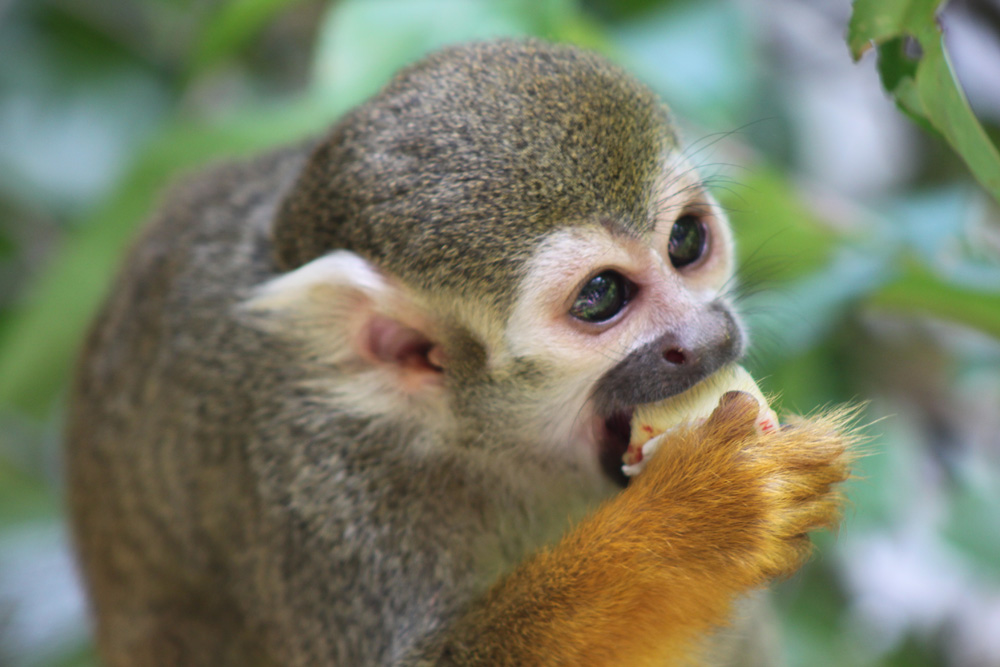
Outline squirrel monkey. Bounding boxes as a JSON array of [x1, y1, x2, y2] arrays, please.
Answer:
[[66, 39, 855, 666]]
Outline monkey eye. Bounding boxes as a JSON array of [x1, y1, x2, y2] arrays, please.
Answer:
[[570, 271, 633, 323], [668, 214, 708, 269]]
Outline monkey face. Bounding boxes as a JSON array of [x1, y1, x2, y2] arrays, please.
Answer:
[[502, 162, 743, 486], [256, 40, 744, 490], [246, 152, 742, 491]]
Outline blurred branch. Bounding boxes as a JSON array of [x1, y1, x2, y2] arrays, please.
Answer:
[[868, 259, 1000, 339]]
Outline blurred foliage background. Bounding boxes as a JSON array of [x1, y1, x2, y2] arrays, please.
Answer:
[[1, 0, 1000, 665]]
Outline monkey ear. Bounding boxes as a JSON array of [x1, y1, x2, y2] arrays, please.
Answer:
[[240, 251, 445, 396]]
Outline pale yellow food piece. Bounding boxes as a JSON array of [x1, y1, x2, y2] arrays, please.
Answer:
[[623, 364, 778, 474]]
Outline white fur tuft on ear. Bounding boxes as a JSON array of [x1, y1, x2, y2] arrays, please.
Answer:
[[243, 250, 387, 313], [238, 250, 446, 419]]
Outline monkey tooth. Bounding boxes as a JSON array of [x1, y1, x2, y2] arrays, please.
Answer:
[[622, 364, 778, 476]]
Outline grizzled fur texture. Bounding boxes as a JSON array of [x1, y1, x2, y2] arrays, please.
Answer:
[[67, 39, 854, 667], [274, 40, 674, 312]]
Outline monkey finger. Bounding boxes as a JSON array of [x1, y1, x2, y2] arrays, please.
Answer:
[[702, 390, 760, 441]]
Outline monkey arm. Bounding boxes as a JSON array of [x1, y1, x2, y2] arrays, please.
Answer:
[[406, 393, 854, 667]]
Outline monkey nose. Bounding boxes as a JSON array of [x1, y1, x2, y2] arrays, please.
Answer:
[[663, 347, 686, 365]]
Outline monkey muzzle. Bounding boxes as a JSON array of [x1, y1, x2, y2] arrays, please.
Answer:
[[593, 305, 744, 487]]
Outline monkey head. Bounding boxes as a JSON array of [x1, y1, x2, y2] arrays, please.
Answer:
[[248, 39, 743, 489]]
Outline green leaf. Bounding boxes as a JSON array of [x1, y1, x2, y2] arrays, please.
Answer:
[[719, 168, 837, 284], [848, 0, 1000, 203], [847, 0, 937, 57], [873, 36, 919, 91], [0, 101, 330, 417], [945, 473, 1000, 576], [874, 37, 938, 136], [0, 227, 14, 259], [188, 0, 310, 74], [43, 642, 101, 667], [0, 456, 57, 526], [867, 261, 1000, 339], [310, 0, 529, 109]]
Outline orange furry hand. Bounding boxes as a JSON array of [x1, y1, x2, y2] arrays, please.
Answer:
[[629, 391, 855, 582], [436, 392, 856, 667]]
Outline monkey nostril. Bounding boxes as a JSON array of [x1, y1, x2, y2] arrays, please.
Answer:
[[664, 348, 686, 365]]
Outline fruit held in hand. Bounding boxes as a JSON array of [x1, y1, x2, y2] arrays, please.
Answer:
[[622, 364, 778, 476]]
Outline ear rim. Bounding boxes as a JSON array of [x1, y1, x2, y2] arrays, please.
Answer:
[[240, 249, 445, 391], [242, 250, 387, 313]]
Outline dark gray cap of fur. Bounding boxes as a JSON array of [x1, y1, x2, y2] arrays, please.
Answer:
[[273, 39, 674, 309]]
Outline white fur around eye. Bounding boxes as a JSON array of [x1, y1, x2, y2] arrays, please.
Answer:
[[501, 206, 738, 460], [501, 228, 639, 459], [505, 228, 634, 357]]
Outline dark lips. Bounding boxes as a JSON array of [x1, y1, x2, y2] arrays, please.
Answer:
[[599, 409, 633, 487]]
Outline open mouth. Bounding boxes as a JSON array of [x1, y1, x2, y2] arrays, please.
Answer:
[[596, 365, 781, 486], [599, 409, 634, 487]]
